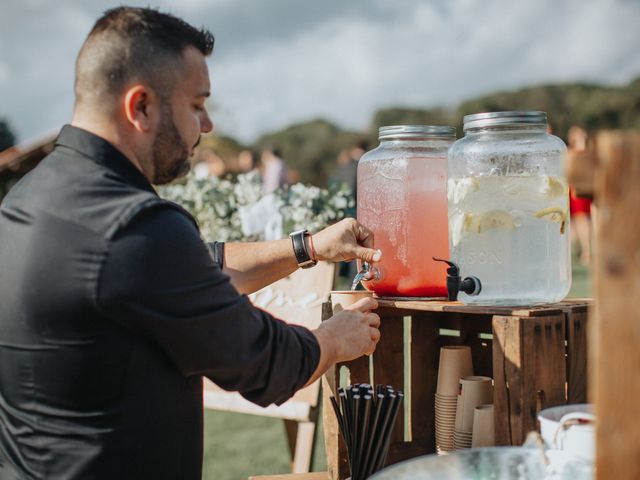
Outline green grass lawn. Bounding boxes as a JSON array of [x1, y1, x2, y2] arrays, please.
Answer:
[[202, 408, 327, 479], [202, 256, 591, 479]]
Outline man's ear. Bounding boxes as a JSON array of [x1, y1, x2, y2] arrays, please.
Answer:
[[123, 85, 158, 132]]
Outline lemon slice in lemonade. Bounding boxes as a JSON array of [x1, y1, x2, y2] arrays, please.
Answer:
[[464, 210, 516, 234], [535, 206, 567, 234], [543, 176, 567, 198]]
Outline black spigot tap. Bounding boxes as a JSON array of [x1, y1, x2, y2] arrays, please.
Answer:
[[433, 257, 482, 301]]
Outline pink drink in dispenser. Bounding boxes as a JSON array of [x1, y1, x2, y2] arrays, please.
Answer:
[[356, 125, 455, 297]]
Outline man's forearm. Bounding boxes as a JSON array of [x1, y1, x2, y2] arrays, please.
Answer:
[[223, 239, 299, 294]]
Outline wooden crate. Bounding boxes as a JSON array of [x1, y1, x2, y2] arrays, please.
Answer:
[[322, 299, 590, 480]]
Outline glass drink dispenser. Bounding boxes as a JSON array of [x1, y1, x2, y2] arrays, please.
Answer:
[[447, 111, 571, 305], [357, 125, 455, 297]]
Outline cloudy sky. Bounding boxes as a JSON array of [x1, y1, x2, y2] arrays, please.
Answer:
[[1, 0, 639, 145]]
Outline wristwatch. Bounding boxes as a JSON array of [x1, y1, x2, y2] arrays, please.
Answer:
[[289, 229, 317, 269]]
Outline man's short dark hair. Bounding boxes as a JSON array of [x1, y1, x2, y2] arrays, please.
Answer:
[[75, 7, 214, 109]]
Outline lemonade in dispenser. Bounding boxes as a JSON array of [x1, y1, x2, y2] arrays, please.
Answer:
[[446, 111, 572, 305]]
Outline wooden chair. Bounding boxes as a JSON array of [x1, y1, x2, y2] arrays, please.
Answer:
[[203, 262, 335, 473]]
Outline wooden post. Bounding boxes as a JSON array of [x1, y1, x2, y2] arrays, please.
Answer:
[[590, 131, 640, 478]]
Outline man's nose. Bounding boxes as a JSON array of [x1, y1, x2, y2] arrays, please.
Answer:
[[201, 111, 214, 134]]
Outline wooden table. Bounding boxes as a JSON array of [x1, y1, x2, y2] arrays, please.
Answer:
[[322, 298, 590, 480]]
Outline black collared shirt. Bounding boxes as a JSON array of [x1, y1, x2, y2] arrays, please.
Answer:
[[0, 125, 320, 480]]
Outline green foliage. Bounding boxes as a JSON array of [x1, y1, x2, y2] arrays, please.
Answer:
[[255, 118, 365, 186], [0, 118, 16, 151]]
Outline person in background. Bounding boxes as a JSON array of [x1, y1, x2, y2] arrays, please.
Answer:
[[330, 140, 369, 283], [0, 7, 381, 479], [330, 140, 368, 206], [567, 126, 592, 266], [237, 148, 259, 174], [261, 145, 287, 193], [193, 147, 226, 178]]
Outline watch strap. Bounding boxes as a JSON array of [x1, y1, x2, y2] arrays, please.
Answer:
[[290, 230, 317, 269]]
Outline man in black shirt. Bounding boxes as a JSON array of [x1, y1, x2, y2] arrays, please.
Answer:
[[0, 7, 381, 479]]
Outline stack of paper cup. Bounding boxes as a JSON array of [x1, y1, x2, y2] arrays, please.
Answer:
[[435, 346, 473, 454], [454, 376, 493, 450], [471, 404, 495, 448]]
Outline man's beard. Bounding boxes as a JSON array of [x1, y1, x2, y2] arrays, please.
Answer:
[[151, 103, 197, 185]]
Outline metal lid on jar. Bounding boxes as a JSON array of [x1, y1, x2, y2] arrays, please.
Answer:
[[378, 125, 456, 140], [463, 111, 547, 131]]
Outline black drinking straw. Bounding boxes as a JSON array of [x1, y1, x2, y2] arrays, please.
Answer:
[[361, 392, 385, 478], [351, 394, 361, 480], [338, 390, 351, 449], [358, 394, 372, 477], [374, 392, 404, 472], [365, 392, 395, 478]]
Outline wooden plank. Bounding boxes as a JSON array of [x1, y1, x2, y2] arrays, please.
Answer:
[[592, 130, 640, 479], [492, 314, 566, 446], [409, 313, 440, 456], [529, 315, 567, 414], [291, 420, 317, 473], [376, 298, 589, 317], [372, 315, 405, 445], [321, 303, 349, 480], [566, 310, 588, 404], [492, 315, 518, 446]]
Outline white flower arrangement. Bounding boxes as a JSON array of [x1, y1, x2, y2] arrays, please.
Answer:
[[158, 170, 355, 242]]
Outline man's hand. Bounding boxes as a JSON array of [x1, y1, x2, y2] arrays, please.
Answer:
[[305, 297, 380, 388], [312, 218, 381, 264]]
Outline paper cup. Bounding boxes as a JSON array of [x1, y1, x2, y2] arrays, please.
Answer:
[[471, 404, 495, 448], [455, 376, 493, 432], [437, 346, 474, 396], [330, 290, 375, 313]]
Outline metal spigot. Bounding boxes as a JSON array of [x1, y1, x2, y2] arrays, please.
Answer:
[[351, 262, 380, 291]]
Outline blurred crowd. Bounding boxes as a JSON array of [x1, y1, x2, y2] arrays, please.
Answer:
[[192, 145, 291, 194]]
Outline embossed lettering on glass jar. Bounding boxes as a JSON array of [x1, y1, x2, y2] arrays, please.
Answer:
[[448, 111, 571, 305], [357, 125, 455, 297]]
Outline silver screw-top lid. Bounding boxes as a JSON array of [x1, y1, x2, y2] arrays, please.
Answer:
[[378, 125, 456, 140], [463, 111, 547, 131]]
